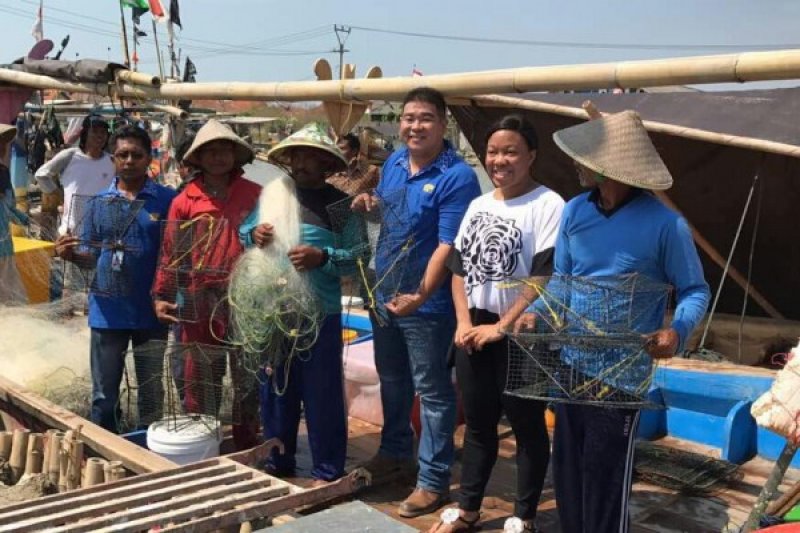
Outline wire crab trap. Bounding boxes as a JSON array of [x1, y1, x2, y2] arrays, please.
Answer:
[[120, 340, 255, 432], [154, 216, 233, 323], [326, 188, 421, 321], [505, 274, 672, 409], [61, 194, 146, 297]]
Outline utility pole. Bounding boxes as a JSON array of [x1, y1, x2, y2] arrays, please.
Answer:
[[333, 25, 351, 79]]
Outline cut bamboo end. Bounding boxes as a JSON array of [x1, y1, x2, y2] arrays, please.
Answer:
[[42, 429, 58, 474], [24, 433, 44, 475], [116, 69, 162, 87], [103, 460, 126, 482], [66, 440, 83, 491], [83, 457, 107, 488], [0, 431, 12, 461], [10, 429, 30, 484]]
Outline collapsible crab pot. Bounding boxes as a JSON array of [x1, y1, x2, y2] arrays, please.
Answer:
[[146, 415, 222, 465]]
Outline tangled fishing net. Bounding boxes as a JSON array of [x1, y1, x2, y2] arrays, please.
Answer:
[[326, 188, 421, 323], [506, 274, 672, 408], [227, 173, 321, 393]]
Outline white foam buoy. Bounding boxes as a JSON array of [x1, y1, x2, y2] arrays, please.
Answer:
[[146, 415, 222, 465]]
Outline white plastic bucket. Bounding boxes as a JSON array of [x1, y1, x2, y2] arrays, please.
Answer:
[[146, 415, 222, 465]]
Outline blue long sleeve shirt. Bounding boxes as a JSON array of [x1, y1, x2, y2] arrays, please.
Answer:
[[549, 189, 710, 353], [376, 141, 481, 314]]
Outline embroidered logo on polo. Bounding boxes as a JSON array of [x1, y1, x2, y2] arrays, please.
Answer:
[[459, 211, 522, 295], [423, 183, 435, 193]]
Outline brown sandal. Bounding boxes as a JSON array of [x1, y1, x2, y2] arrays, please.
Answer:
[[428, 508, 481, 532]]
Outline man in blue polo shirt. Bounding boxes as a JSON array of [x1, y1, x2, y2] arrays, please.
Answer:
[[354, 87, 481, 517], [549, 110, 710, 532], [55, 125, 176, 433]]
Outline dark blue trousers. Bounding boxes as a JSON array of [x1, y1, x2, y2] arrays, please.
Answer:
[[90, 327, 168, 433], [553, 404, 640, 533], [260, 314, 347, 481]]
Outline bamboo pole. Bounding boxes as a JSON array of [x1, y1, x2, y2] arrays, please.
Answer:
[[0, 431, 12, 461], [149, 103, 188, 119], [3, 49, 800, 102], [47, 431, 63, 485], [9, 429, 29, 483], [115, 69, 161, 87], [468, 94, 800, 160], [24, 432, 44, 476]]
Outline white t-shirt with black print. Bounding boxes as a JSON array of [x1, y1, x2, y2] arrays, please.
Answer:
[[454, 185, 564, 315]]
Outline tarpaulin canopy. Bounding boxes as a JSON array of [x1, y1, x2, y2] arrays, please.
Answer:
[[450, 88, 800, 321]]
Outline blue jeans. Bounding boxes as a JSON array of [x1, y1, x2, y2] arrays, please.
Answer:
[[90, 327, 168, 433], [371, 308, 457, 492]]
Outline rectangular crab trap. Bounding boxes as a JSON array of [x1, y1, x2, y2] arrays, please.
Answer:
[[120, 340, 258, 430], [326, 188, 421, 317], [64, 194, 146, 297], [153, 216, 233, 323], [505, 274, 672, 409]]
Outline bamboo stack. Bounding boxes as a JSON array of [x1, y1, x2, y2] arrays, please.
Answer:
[[0, 425, 125, 493]]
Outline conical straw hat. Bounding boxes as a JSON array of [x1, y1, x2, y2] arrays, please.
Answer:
[[267, 122, 347, 172], [553, 110, 673, 191], [0, 124, 16, 146], [183, 119, 254, 167]]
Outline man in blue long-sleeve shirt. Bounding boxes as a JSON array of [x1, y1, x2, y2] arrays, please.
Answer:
[[549, 110, 710, 533]]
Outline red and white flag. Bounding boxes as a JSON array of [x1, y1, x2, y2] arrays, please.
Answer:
[[31, 0, 43, 42], [149, 0, 165, 20]]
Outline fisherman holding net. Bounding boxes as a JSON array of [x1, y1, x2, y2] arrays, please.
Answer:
[[237, 123, 351, 485], [429, 114, 564, 533], [152, 119, 262, 450], [540, 110, 710, 532]]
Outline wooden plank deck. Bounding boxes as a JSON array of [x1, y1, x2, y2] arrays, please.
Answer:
[[282, 417, 800, 532]]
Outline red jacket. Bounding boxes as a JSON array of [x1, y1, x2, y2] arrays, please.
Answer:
[[153, 170, 261, 299]]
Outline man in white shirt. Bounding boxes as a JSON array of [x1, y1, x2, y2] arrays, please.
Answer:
[[35, 114, 115, 236]]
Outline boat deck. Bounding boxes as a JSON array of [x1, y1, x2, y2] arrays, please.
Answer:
[[282, 417, 800, 532]]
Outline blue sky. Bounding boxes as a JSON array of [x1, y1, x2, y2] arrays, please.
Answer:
[[1, 0, 799, 90]]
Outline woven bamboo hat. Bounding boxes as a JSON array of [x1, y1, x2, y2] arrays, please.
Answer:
[[0, 124, 16, 146], [553, 110, 673, 191], [267, 123, 347, 172], [183, 119, 254, 167]]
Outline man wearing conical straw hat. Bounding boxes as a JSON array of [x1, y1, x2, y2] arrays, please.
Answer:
[[239, 122, 351, 486], [549, 110, 710, 532], [152, 119, 262, 450]]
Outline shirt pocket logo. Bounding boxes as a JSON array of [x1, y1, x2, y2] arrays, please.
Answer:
[[423, 183, 435, 193]]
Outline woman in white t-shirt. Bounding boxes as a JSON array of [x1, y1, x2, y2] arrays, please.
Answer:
[[35, 114, 115, 236], [432, 115, 564, 533]]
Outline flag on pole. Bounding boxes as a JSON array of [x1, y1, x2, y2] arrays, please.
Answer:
[[169, 0, 182, 29], [122, 0, 149, 23], [31, 0, 43, 42], [411, 65, 423, 77], [148, 0, 165, 19]]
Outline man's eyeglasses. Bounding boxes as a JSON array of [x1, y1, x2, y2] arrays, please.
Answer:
[[114, 151, 147, 161]]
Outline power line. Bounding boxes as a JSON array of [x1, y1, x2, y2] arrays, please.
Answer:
[[348, 24, 800, 51]]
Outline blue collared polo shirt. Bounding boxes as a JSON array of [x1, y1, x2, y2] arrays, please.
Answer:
[[376, 141, 480, 314], [82, 178, 176, 330]]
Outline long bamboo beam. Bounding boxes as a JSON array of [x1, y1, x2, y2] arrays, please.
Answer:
[[465, 94, 800, 160], [3, 49, 800, 102]]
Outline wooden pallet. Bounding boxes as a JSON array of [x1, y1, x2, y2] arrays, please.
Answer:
[[0, 455, 368, 532]]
